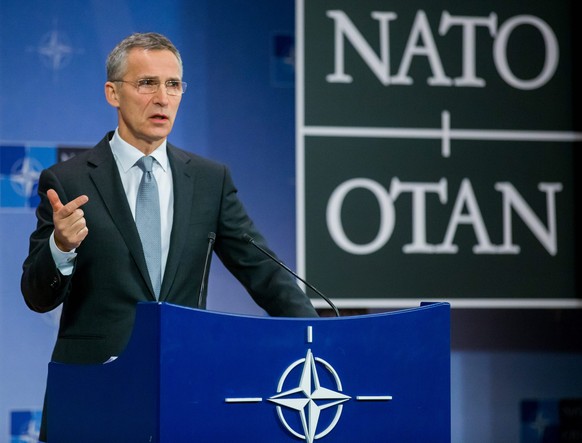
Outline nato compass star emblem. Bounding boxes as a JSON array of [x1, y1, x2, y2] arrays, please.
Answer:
[[10, 156, 43, 201], [268, 348, 351, 441], [225, 326, 392, 442], [27, 21, 84, 78]]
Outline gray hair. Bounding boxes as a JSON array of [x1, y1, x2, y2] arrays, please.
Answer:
[[106, 32, 183, 81]]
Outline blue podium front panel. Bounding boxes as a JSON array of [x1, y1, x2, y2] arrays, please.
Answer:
[[48, 302, 450, 442]]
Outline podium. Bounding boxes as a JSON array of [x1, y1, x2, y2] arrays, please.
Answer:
[[47, 302, 450, 442]]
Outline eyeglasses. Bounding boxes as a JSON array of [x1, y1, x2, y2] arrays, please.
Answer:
[[113, 78, 187, 96]]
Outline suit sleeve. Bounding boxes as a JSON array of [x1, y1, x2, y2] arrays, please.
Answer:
[[212, 167, 318, 318], [21, 168, 73, 313]]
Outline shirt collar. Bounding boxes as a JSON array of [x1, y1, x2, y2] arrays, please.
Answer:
[[110, 128, 169, 173]]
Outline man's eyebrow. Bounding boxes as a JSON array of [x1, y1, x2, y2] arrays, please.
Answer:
[[137, 75, 182, 81]]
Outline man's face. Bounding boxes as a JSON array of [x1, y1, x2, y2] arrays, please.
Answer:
[[105, 48, 182, 153]]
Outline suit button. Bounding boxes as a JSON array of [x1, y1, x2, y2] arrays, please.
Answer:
[[50, 276, 59, 288]]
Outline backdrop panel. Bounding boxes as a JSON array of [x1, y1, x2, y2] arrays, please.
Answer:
[[297, 0, 580, 308], [0, 1, 296, 441]]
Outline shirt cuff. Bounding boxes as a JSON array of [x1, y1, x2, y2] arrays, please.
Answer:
[[49, 231, 77, 276]]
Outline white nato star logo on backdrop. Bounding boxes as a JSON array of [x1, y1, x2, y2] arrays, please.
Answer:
[[27, 21, 84, 78], [9, 156, 43, 201]]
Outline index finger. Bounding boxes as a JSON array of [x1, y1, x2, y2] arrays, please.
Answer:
[[58, 194, 89, 217]]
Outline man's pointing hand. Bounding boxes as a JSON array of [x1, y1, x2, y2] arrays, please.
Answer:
[[48, 189, 89, 252]]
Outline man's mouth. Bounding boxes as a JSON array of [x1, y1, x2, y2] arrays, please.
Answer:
[[150, 114, 169, 122]]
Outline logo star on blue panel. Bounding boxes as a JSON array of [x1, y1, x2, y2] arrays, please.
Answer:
[[0, 145, 56, 208], [10, 410, 41, 443], [521, 400, 560, 443]]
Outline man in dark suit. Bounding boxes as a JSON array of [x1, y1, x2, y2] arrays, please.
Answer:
[[21, 32, 317, 441]]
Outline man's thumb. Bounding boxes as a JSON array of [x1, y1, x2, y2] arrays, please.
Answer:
[[47, 189, 63, 212]]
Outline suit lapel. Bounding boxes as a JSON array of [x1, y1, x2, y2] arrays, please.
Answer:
[[87, 136, 156, 300], [159, 145, 194, 300]]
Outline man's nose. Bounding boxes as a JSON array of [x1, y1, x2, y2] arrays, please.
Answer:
[[152, 85, 169, 105]]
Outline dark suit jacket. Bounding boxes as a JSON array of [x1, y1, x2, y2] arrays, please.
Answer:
[[21, 132, 317, 365]]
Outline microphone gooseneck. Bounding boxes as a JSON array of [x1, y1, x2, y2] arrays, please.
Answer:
[[197, 232, 216, 309], [242, 234, 340, 317]]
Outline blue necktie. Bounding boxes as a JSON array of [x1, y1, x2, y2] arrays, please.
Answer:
[[135, 156, 161, 299]]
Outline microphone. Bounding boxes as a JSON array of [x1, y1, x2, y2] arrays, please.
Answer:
[[242, 234, 340, 317], [197, 232, 216, 309]]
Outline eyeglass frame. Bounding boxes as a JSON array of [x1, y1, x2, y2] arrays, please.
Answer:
[[112, 78, 188, 96]]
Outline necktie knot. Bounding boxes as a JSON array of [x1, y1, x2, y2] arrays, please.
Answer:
[[137, 156, 155, 173]]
